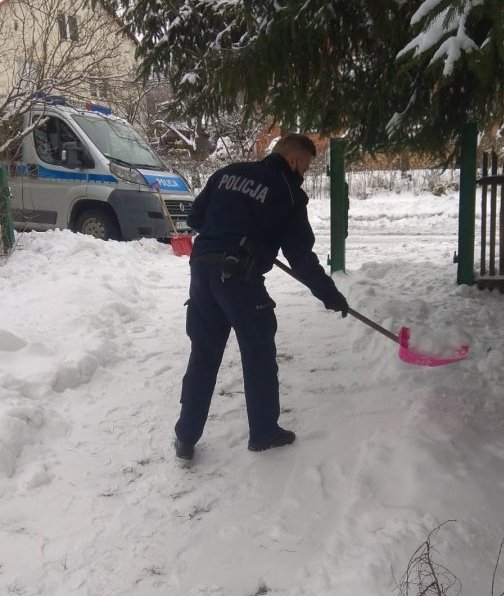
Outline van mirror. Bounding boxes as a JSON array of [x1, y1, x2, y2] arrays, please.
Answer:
[[62, 141, 82, 168], [80, 152, 95, 169], [62, 142, 94, 169]]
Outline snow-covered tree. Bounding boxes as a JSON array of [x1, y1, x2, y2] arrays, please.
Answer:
[[96, 0, 416, 156], [153, 94, 266, 161], [389, 0, 504, 154], [208, 107, 265, 159], [99, 0, 503, 156]]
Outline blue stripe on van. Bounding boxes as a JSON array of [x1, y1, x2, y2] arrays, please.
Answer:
[[15, 163, 28, 176], [88, 172, 118, 184], [38, 165, 117, 184], [12, 163, 118, 184]]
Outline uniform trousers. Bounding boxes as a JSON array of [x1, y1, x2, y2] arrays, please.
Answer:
[[175, 261, 280, 444]]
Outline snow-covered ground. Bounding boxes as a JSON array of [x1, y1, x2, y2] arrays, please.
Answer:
[[1, 187, 504, 596]]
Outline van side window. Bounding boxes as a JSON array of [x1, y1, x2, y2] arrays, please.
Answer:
[[33, 117, 82, 166]]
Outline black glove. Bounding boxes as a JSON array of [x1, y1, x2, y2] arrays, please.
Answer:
[[324, 290, 349, 318]]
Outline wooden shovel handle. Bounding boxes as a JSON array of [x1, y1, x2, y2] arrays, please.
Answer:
[[273, 258, 399, 345], [347, 308, 399, 344]]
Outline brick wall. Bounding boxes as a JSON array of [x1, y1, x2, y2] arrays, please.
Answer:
[[254, 124, 447, 170], [254, 124, 330, 158]]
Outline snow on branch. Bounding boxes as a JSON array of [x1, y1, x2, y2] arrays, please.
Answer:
[[411, 0, 445, 26], [430, 13, 479, 75], [398, 0, 484, 76]]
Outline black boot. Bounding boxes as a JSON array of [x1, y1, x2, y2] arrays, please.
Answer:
[[248, 428, 296, 452], [174, 438, 195, 460]]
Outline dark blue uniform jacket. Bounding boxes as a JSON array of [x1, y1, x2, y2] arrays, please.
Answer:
[[188, 153, 340, 308]]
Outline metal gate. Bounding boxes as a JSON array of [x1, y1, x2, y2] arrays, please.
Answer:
[[476, 151, 504, 290]]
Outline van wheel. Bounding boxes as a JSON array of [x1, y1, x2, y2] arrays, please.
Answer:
[[75, 209, 120, 241]]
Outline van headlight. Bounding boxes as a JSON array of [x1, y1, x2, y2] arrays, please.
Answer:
[[109, 162, 146, 186]]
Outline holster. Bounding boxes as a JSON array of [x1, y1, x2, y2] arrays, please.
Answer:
[[193, 249, 259, 283], [221, 252, 242, 281], [221, 249, 258, 282]]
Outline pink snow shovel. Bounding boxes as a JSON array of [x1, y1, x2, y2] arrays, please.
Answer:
[[347, 308, 469, 367], [274, 259, 469, 367]]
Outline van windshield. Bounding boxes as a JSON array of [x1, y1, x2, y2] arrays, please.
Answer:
[[72, 114, 164, 170]]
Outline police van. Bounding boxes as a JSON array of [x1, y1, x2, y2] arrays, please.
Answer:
[[7, 96, 194, 241]]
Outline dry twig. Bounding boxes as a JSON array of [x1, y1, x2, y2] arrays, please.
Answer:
[[395, 521, 461, 596]]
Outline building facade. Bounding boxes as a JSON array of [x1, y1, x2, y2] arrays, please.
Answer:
[[0, 0, 143, 124]]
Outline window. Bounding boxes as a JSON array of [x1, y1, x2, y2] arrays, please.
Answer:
[[33, 116, 83, 166], [72, 114, 164, 168], [89, 77, 109, 100], [57, 14, 79, 42]]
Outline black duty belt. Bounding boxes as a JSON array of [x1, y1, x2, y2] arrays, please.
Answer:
[[192, 251, 252, 282], [191, 253, 225, 265]]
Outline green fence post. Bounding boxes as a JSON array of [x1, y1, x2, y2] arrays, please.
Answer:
[[0, 165, 15, 253], [457, 122, 478, 285], [328, 138, 346, 273]]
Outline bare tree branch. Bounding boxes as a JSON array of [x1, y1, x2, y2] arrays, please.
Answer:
[[394, 521, 460, 596], [0, 0, 143, 157]]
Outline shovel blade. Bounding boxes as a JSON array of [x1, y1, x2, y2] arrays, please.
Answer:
[[171, 235, 193, 257], [398, 326, 469, 367]]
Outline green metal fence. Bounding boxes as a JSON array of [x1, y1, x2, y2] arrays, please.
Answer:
[[456, 122, 504, 290], [0, 165, 15, 254], [327, 138, 348, 273], [325, 124, 498, 289], [475, 151, 504, 290], [456, 123, 478, 285]]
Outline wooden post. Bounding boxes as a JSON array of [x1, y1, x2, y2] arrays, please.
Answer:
[[457, 123, 478, 285], [328, 138, 346, 273]]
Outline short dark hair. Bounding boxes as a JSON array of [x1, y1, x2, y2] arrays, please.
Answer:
[[272, 133, 317, 158]]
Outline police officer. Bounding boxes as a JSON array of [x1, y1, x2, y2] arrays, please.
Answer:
[[174, 134, 349, 460]]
